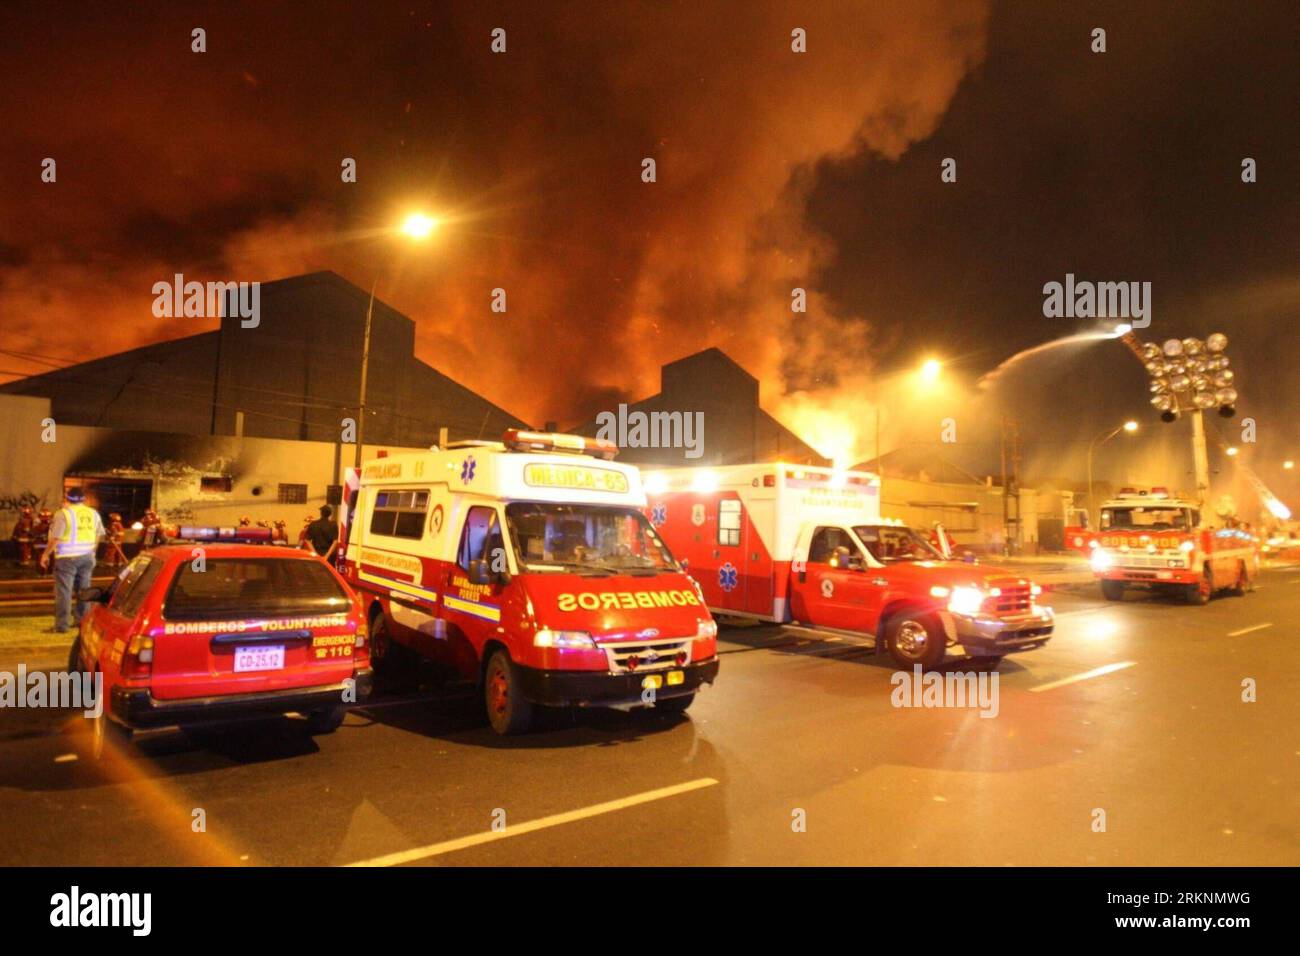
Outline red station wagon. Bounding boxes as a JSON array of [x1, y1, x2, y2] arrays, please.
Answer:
[[70, 544, 372, 752]]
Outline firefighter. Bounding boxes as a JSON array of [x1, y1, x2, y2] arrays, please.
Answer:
[[298, 513, 314, 550], [33, 508, 53, 575], [39, 488, 104, 634], [140, 509, 163, 548], [929, 522, 955, 559], [102, 512, 127, 567], [11, 506, 35, 564]]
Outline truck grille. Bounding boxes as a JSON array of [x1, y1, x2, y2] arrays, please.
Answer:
[[602, 637, 692, 674], [985, 582, 1032, 615], [1109, 552, 1182, 569]]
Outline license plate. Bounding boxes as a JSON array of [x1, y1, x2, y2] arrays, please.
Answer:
[[666, 670, 685, 686], [641, 674, 663, 690], [233, 645, 285, 672]]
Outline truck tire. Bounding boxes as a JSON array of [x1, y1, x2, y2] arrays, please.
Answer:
[[1184, 567, 1212, 605], [886, 612, 946, 669], [368, 613, 413, 686], [484, 649, 534, 735], [1229, 561, 1248, 597], [67, 636, 84, 673], [1100, 580, 1125, 601]]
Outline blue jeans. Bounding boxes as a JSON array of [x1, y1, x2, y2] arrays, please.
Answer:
[[54, 553, 96, 632]]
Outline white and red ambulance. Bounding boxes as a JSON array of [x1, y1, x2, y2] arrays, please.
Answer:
[[644, 463, 1054, 669], [339, 430, 719, 733], [1085, 487, 1259, 603]]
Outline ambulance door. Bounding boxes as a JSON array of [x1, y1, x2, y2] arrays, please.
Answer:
[[740, 496, 775, 616], [441, 505, 510, 668], [790, 526, 874, 631], [714, 495, 747, 612]]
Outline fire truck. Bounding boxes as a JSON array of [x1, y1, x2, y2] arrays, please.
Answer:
[[643, 463, 1054, 669], [338, 430, 719, 733], [1085, 487, 1259, 603]]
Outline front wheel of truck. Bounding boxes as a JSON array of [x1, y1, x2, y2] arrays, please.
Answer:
[[886, 612, 946, 669], [484, 649, 534, 735], [1100, 580, 1125, 601]]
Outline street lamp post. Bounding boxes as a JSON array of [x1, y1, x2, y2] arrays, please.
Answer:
[[1087, 420, 1138, 528], [352, 213, 439, 470]]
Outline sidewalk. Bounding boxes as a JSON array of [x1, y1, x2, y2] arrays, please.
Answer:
[[0, 616, 74, 671]]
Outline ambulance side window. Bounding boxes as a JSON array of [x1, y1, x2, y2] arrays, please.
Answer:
[[457, 507, 499, 570], [369, 489, 429, 540], [808, 527, 853, 564], [718, 499, 741, 546]]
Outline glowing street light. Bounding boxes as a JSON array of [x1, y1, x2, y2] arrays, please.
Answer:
[[400, 212, 438, 240], [1283, 460, 1294, 470], [920, 359, 942, 383], [1087, 421, 1139, 527], [1225, 446, 1239, 457]]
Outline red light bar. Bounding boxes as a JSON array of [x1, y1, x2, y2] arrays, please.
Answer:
[[502, 429, 618, 460]]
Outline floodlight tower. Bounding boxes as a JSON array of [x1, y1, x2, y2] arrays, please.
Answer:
[[1118, 330, 1236, 511]]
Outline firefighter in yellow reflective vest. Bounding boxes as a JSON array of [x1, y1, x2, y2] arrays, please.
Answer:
[[39, 488, 105, 634]]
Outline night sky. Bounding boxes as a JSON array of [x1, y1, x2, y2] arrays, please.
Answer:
[[2, 1, 1296, 511]]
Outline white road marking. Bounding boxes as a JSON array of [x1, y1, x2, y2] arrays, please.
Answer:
[[1029, 661, 1136, 693], [1227, 623, 1273, 637], [53, 753, 77, 764], [343, 777, 719, 867]]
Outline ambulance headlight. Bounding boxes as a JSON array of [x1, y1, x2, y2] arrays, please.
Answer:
[[695, 620, 718, 640], [533, 629, 596, 649], [947, 586, 985, 616], [929, 585, 951, 598], [1090, 549, 1112, 571]]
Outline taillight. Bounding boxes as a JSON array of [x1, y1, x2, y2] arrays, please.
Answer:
[[121, 634, 154, 678]]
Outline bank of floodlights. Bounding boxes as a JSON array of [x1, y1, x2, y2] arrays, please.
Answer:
[[1138, 332, 1236, 423]]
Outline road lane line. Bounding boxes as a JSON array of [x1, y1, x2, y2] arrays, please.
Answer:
[[1029, 661, 1136, 693], [343, 777, 719, 867], [1227, 623, 1273, 637]]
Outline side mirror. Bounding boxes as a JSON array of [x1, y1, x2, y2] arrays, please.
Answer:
[[79, 586, 107, 603]]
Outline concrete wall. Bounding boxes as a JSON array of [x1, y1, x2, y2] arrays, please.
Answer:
[[878, 473, 1042, 555]]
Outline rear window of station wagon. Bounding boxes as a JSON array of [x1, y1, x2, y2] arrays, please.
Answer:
[[163, 558, 351, 621]]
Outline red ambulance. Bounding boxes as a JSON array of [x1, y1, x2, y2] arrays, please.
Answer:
[[339, 431, 719, 734], [1085, 487, 1259, 603], [644, 463, 1054, 669]]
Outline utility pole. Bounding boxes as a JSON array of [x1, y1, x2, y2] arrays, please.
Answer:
[[1190, 409, 1211, 511], [353, 280, 377, 470]]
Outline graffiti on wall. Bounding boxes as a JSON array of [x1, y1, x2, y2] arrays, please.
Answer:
[[0, 492, 44, 513]]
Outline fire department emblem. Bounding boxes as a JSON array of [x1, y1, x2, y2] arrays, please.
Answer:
[[691, 504, 705, 527], [821, 578, 834, 598], [651, 504, 667, 526], [460, 456, 477, 483], [718, 562, 738, 592]]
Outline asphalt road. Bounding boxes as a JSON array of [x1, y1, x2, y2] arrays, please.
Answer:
[[1, 569, 1296, 866]]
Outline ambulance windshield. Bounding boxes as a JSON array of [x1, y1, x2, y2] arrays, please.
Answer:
[[853, 525, 943, 563], [1101, 506, 1197, 530], [505, 503, 678, 574]]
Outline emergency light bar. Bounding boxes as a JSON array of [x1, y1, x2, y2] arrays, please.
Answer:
[[502, 429, 619, 460]]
